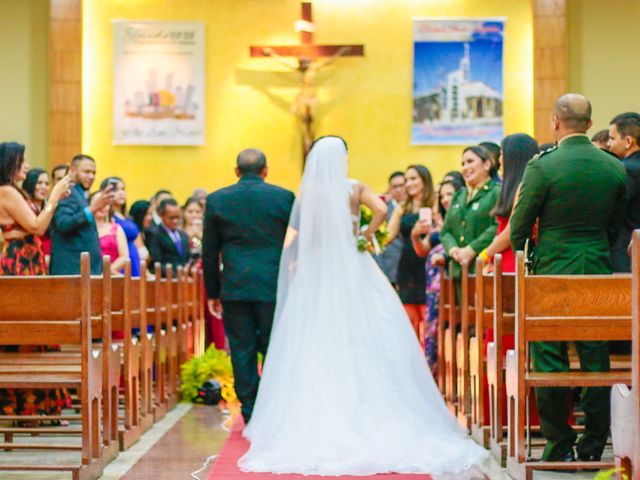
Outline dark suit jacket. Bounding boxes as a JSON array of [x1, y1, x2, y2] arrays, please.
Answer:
[[611, 150, 640, 272], [50, 184, 102, 275], [145, 224, 190, 276], [203, 174, 295, 302]]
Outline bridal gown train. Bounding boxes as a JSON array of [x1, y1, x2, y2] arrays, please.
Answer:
[[238, 137, 488, 476]]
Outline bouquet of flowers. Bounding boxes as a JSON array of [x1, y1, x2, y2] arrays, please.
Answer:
[[357, 206, 389, 254]]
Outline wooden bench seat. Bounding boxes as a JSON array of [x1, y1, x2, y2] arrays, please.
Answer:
[[610, 230, 640, 480], [469, 257, 493, 447], [441, 264, 459, 414], [505, 251, 632, 480], [0, 253, 104, 480], [525, 371, 631, 387], [455, 261, 475, 429]]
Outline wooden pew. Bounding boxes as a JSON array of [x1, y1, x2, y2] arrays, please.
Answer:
[[486, 254, 516, 465], [611, 230, 640, 480], [149, 262, 169, 421], [455, 261, 475, 429], [90, 260, 120, 465], [469, 257, 492, 446], [436, 266, 449, 394], [0, 253, 104, 480], [505, 251, 631, 480], [165, 265, 180, 405], [0, 256, 119, 468], [442, 263, 458, 414], [194, 268, 206, 356], [111, 260, 155, 450]]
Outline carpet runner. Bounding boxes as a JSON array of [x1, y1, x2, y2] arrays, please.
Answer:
[[207, 419, 432, 480]]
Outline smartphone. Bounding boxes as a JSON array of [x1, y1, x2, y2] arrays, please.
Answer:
[[106, 179, 119, 190], [419, 207, 432, 224]]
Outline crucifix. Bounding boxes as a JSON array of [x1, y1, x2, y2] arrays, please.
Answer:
[[250, 2, 365, 159]]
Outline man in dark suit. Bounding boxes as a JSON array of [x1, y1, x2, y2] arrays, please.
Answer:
[[511, 94, 627, 463], [50, 154, 113, 275], [202, 148, 295, 423], [607, 112, 640, 273], [145, 198, 190, 276]]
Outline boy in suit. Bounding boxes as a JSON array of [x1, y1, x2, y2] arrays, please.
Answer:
[[203, 149, 295, 423], [145, 198, 190, 276]]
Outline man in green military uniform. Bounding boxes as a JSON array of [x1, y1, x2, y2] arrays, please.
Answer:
[[510, 93, 628, 462]]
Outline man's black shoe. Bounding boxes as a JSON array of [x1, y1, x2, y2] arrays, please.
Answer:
[[577, 452, 602, 462], [532, 450, 576, 473]]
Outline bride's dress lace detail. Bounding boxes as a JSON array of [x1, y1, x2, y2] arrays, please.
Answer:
[[238, 137, 488, 476]]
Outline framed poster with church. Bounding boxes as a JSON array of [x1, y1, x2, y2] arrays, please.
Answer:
[[412, 19, 504, 145], [112, 20, 205, 145]]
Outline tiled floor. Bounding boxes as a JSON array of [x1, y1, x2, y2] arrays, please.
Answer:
[[0, 404, 614, 480]]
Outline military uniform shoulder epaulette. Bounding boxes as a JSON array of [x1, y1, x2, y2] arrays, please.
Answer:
[[530, 145, 557, 162]]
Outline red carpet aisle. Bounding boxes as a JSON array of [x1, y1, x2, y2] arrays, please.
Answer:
[[208, 419, 432, 480]]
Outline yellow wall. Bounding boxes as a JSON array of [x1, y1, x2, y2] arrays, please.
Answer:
[[0, 0, 49, 168], [83, 0, 533, 201], [567, 0, 640, 134]]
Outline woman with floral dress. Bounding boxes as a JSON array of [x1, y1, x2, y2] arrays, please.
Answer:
[[0, 142, 73, 422], [411, 178, 462, 375]]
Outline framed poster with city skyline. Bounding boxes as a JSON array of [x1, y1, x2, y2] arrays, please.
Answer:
[[113, 20, 205, 146], [412, 18, 505, 145]]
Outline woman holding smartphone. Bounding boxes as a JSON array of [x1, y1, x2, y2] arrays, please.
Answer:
[[411, 178, 463, 374], [387, 164, 435, 341]]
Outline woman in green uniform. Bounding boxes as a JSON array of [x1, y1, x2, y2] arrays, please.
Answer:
[[440, 145, 501, 286]]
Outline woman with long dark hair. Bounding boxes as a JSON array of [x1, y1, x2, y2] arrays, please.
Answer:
[[22, 168, 53, 263], [182, 196, 204, 258], [0, 142, 72, 421], [100, 177, 145, 276], [387, 164, 435, 341], [0, 144, 70, 274], [479, 133, 539, 272], [129, 200, 152, 234]]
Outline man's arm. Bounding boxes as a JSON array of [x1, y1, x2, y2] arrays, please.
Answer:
[[510, 160, 547, 251], [53, 196, 91, 234], [440, 193, 460, 255], [145, 228, 166, 276], [607, 173, 629, 246], [202, 199, 222, 299]]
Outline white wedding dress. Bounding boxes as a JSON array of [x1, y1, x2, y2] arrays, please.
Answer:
[[239, 137, 488, 476]]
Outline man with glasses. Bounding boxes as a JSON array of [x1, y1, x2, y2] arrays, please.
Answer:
[[375, 171, 407, 287]]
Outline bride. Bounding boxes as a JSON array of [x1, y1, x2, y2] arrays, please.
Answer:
[[239, 136, 487, 476]]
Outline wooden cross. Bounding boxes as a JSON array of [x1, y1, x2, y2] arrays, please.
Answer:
[[250, 2, 364, 159], [250, 2, 364, 59]]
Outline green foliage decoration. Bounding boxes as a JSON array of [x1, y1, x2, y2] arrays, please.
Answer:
[[180, 345, 237, 403], [594, 468, 628, 480]]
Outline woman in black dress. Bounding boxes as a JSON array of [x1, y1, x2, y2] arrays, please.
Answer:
[[387, 164, 435, 342]]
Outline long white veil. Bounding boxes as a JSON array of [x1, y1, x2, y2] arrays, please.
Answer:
[[241, 136, 488, 476], [274, 136, 356, 321]]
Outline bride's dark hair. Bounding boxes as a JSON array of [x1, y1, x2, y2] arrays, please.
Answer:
[[310, 135, 348, 152]]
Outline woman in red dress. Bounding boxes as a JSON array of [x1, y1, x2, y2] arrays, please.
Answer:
[[0, 142, 73, 421], [477, 133, 540, 424]]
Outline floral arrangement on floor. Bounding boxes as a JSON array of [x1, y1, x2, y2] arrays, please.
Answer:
[[357, 206, 389, 254], [180, 345, 237, 403]]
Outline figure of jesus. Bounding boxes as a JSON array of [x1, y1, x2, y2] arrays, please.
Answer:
[[262, 46, 351, 155]]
